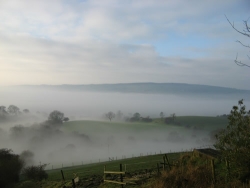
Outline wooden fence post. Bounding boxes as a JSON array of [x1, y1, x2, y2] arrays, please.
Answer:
[[157, 163, 160, 175], [72, 179, 76, 188], [120, 164, 123, 188], [165, 154, 171, 170], [61, 170, 65, 181], [162, 156, 166, 171], [103, 165, 106, 182], [211, 159, 215, 184]]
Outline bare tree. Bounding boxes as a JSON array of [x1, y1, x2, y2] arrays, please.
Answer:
[[226, 15, 250, 68], [106, 111, 115, 121]]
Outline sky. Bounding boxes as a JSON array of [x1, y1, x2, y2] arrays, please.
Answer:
[[0, 0, 250, 89]]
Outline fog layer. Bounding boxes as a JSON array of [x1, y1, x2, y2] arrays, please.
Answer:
[[0, 87, 248, 169]]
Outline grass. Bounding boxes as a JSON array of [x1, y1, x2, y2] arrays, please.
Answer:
[[154, 116, 228, 130], [46, 152, 181, 181], [62, 116, 228, 134], [36, 152, 182, 188]]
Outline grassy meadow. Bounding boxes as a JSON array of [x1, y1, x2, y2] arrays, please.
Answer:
[[18, 116, 229, 188], [62, 116, 228, 133], [43, 152, 182, 188]]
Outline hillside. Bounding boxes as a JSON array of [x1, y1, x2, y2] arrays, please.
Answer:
[[11, 82, 250, 96]]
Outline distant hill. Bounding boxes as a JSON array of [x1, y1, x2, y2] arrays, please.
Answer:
[[14, 83, 250, 96]]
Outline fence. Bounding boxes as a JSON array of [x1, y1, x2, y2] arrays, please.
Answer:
[[45, 146, 209, 170], [104, 164, 126, 187]]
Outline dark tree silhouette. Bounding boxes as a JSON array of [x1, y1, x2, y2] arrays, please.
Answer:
[[0, 149, 24, 187], [48, 110, 64, 124]]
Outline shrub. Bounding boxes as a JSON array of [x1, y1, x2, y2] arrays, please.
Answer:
[[22, 164, 48, 181], [214, 99, 250, 181]]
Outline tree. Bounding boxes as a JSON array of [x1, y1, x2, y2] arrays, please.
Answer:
[[8, 105, 20, 115], [63, 117, 69, 122], [48, 110, 64, 124], [0, 106, 8, 119], [226, 16, 250, 67], [0, 149, 24, 187], [133, 112, 140, 120], [214, 99, 250, 181], [129, 112, 141, 122], [106, 111, 115, 121], [23, 109, 30, 113], [160, 112, 165, 119]]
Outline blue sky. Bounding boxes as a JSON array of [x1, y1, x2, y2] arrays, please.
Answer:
[[0, 0, 249, 89]]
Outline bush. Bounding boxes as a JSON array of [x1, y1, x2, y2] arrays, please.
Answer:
[[0, 148, 24, 187], [214, 99, 250, 181], [22, 164, 48, 181]]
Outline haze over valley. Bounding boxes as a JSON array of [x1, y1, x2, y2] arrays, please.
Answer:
[[0, 83, 248, 169]]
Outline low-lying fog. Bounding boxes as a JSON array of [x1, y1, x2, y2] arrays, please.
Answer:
[[1, 87, 248, 118], [0, 87, 249, 169]]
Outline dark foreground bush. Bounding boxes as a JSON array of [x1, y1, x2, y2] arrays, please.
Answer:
[[0, 148, 24, 187], [22, 164, 48, 181]]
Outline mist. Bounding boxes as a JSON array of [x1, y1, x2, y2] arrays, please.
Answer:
[[0, 119, 211, 170], [1, 86, 248, 118], [0, 86, 249, 169]]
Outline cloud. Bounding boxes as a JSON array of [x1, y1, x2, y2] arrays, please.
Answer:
[[0, 0, 249, 89]]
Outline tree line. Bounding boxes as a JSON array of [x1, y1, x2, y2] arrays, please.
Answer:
[[0, 105, 29, 120]]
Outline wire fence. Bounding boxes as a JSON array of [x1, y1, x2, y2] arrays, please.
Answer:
[[44, 145, 214, 170]]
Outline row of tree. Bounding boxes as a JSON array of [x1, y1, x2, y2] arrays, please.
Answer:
[[0, 105, 29, 118], [105, 111, 177, 123], [0, 104, 69, 125], [105, 111, 154, 122]]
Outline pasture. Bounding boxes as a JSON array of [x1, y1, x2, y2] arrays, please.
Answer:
[[54, 116, 228, 169], [43, 152, 182, 188], [62, 116, 228, 133], [18, 116, 228, 187]]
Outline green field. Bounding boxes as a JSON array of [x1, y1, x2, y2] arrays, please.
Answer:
[[18, 116, 229, 188], [62, 116, 228, 134], [43, 152, 182, 188], [47, 153, 180, 181]]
